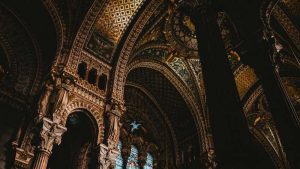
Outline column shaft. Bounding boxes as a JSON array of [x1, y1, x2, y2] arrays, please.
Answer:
[[31, 150, 50, 169], [189, 4, 257, 168]]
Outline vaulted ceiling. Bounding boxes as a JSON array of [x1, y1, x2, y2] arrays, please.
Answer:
[[0, 0, 57, 99]]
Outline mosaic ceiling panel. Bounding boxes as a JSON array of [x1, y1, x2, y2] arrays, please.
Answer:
[[95, 0, 144, 43], [86, 0, 145, 63]]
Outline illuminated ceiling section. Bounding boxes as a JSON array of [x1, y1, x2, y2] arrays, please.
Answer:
[[95, 0, 145, 43], [86, 0, 145, 63]]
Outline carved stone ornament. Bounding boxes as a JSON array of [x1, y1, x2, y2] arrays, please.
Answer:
[[98, 144, 110, 169], [52, 76, 73, 124], [98, 144, 119, 169], [38, 118, 67, 153], [107, 103, 123, 149], [36, 81, 54, 123], [14, 147, 34, 169], [107, 149, 119, 169]]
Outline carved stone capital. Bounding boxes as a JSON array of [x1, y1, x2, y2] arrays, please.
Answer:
[[107, 149, 119, 169], [14, 147, 34, 169], [38, 118, 67, 154], [98, 144, 119, 169], [98, 144, 110, 169]]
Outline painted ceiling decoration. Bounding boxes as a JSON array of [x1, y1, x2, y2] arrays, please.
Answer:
[[1, 0, 300, 169], [85, 0, 145, 63]]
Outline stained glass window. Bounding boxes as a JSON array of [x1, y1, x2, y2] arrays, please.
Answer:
[[116, 141, 123, 169], [127, 145, 139, 169], [143, 153, 153, 169]]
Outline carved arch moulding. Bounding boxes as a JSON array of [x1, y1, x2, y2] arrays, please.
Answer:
[[57, 98, 105, 144]]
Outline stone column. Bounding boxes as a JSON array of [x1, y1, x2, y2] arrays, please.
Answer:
[[31, 118, 66, 169], [184, 3, 258, 168]]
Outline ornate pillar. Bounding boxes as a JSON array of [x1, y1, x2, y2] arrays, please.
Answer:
[[184, 3, 258, 168], [98, 100, 125, 169], [31, 118, 66, 169]]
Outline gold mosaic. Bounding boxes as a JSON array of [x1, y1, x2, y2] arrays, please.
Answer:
[[95, 0, 145, 43]]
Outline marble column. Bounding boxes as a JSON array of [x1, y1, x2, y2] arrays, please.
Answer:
[[31, 118, 66, 169], [184, 3, 258, 168]]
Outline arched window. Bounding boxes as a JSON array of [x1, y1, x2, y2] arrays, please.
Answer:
[[77, 62, 87, 79], [127, 145, 139, 169], [143, 153, 153, 169], [98, 74, 107, 90], [116, 141, 123, 169], [87, 68, 97, 84]]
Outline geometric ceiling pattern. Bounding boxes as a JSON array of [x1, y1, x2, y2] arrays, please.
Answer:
[[86, 0, 145, 63], [95, 0, 145, 43]]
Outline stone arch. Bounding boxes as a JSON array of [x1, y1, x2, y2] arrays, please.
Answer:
[[62, 99, 104, 144], [243, 86, 288, 169], [42, 0, 66, 66], [109, 0, 163, 103], [126, 59, 208, 152], [66, 0, 106, 68]]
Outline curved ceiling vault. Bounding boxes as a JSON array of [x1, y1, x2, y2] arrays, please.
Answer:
[[85, 0, 146, 63], [0, 0, 57, 98], [126, 67, 199, 149]]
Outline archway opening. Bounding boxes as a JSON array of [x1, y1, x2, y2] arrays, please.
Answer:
[[48, 111, 97, 169]]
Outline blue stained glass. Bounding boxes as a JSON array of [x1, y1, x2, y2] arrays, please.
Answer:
[[116, 141, 123, 169], [127, 145, 139, 169], [143, 153, 153, 169]]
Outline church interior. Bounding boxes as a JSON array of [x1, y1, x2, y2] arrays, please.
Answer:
[[0, 0, 300, 169]]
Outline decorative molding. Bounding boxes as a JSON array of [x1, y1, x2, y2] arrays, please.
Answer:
[[110, 0, 163, 103]]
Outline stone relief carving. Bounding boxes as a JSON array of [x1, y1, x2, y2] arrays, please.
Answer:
[[98, 144, 119, 169], [107, 103, 122, 149], [36, 80, 54, 122]]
